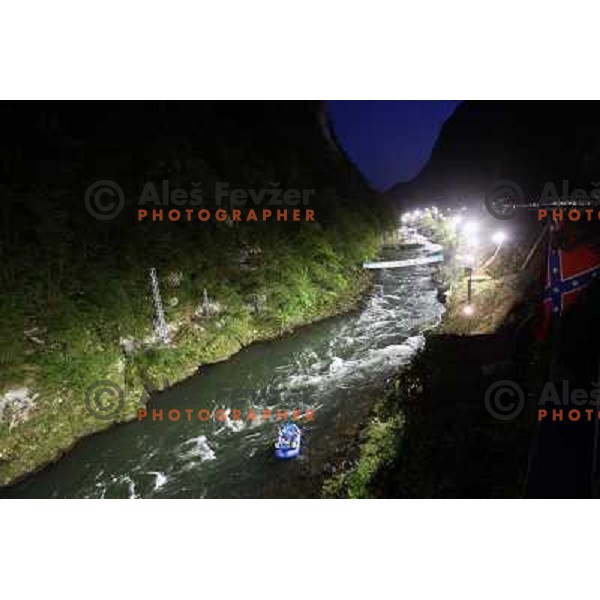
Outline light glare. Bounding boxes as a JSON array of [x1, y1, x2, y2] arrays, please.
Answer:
[[462, 304, 475, 317], [492, 231, 507, 245]]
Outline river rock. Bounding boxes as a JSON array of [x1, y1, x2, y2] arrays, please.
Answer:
[[0, 387, 38, 427], [120, 337, 138, 355]]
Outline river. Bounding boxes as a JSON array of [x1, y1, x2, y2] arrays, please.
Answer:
[[4, 228, 445, 498]]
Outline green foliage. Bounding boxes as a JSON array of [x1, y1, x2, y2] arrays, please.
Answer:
[[0, 161, 393, 486], [322, 411, 404, 499]]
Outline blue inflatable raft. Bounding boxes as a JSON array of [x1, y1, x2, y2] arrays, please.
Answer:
[[274, 423, 301, 460]]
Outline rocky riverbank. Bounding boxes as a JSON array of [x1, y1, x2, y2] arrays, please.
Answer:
[[0, 244, 386, 488], [321, 213, 543, 498], [0, 101, 394, 488]]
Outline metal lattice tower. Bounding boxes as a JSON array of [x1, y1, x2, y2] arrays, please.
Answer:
[[149, 268, 169, 343]]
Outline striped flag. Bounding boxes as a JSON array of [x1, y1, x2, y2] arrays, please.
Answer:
[[537, 225, 600, 338]]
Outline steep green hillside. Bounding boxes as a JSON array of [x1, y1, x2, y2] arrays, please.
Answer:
[[0, 101, 394, 486]]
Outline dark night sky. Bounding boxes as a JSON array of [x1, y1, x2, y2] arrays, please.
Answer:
[[328, 100, 462, 191]]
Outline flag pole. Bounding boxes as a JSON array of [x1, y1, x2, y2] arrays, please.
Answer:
[[548, 220, 562, 381], [593, 359, 600, 497], [525, 220, 558, 496], [520, 221, 551, 271]]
